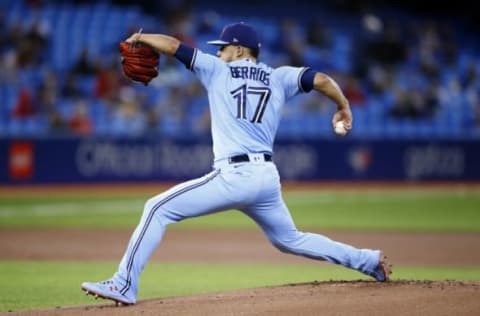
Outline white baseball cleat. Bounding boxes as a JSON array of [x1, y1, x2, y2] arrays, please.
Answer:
[[81, 279, 136, 306]]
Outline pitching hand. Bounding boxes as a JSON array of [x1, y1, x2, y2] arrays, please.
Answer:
[[332, 107, 353, 131]]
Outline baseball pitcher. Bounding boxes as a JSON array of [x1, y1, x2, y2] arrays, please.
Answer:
[[82, 22, 391, 305]]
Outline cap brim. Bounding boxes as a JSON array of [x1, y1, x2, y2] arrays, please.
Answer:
[[207, 40, 230, 46]]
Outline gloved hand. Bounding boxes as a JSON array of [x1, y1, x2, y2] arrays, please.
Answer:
[[119, 41, 160, 85]]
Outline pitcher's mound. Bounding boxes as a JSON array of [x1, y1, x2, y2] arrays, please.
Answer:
[[11, 280, 480, 316]]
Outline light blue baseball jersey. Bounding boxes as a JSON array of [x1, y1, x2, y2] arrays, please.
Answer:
[[177, 45, 310, 161]]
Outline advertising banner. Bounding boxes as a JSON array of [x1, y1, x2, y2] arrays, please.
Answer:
[[1, 138, 479, 183]]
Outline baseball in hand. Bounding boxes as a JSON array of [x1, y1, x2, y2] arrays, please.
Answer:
[[334, 121, 348, 136]]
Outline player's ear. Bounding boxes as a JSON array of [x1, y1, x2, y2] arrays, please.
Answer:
[[235, 46, 244, 58]]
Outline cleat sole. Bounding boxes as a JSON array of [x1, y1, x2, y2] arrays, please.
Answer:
[[81, 287, 133, 306]]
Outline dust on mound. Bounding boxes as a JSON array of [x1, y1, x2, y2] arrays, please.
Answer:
[[7, 280, 480, 316]]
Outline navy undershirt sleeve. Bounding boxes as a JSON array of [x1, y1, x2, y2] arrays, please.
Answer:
[[300, 68, 316, 92], [174, 43, 195, 70]]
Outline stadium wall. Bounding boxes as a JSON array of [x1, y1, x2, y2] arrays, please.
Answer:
[[1, 138, 479, 184]]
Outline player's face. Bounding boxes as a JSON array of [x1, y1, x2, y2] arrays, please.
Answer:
[[217, 45, 238, 62]]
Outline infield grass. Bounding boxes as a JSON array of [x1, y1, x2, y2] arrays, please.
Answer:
[[0, 188, 479, 231], [1, 260, 480, 312]]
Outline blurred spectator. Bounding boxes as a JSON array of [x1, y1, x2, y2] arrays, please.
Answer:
[[36, 71, 72, 133], [61, 73, 83, 100], [306, 20, 331, 49], [366, 64, 392, 94], [145, 107, 159, 132], [416, 21, 441, 79], [95, 62, 123, 103], [389, 84, 438, 119], [15, 19, 50, 68], [48, 109, 67, 133], [0, 49, 19, 83], [438, 23, 459, 67], [162, 1, 196, 47], [153, 56, 186, 87], [0, 21, 24, 83], [157, 0, 194, 23], [438, 77, 463, 109], [366, 21, 407, 66], [169, 15, 196, 47], [8, 21, 25, 51], [390, 88, 422, 119], [72, 49, 97, 76], [468, 89, 480, 127], [12, 88, 36, 118], [461, 61, 478, 88], [156, 86, 188, 124], [343, 75, 366, 106], [0, 12, 19, 83], [110, 86, 147, 136], [275, 18, 306, 66], [196, 11, 219, 35], [37, 70, 58, 114], [301, 93, 331, 114], [69, 100, 93, 135], [0, 10, 8, 51]]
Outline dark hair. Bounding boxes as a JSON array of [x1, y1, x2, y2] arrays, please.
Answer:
[[248, 47, 260, 59]]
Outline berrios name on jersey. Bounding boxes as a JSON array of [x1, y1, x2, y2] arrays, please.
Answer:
[[229, 66, 270, 85]]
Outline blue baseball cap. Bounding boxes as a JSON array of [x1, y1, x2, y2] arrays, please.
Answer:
[[207, 22, 261, 50]]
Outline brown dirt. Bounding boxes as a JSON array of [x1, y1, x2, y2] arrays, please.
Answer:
[[2, 228, 480, 267]]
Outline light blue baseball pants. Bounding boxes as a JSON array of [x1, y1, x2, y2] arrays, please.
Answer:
[[114, 159, 381, 298]]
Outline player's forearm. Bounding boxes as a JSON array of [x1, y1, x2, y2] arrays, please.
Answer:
[[127, 33, 181, 56], [313, 73, 350, 110]]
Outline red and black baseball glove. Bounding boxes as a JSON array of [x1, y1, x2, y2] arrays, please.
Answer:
[[119, 41, 160, 85]]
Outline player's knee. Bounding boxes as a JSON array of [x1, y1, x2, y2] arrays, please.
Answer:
[[269, 233, 304, 254], [271, 239, 293, 253], [270, 238, 295, 253], [143, 197, 157, 213], [142, 197, 181, 224], [143, 197, 162, 218]]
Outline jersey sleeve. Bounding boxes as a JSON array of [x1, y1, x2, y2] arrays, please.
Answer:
[[273, 66, 314, 100], [174, 43, 223, 87]]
